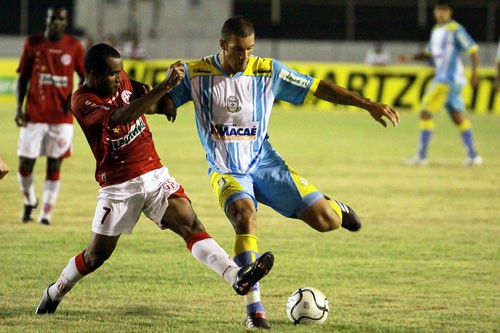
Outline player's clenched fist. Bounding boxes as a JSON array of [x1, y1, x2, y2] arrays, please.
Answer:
[[165, 61, 185, 91]]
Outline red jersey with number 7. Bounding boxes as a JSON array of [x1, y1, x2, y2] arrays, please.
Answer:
[[17, 33, 85, 124], [71, 70, 162, 187]]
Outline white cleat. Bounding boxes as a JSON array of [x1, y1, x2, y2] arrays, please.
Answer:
[[404, 156, 429, 166], [464, 155, 483, 167]]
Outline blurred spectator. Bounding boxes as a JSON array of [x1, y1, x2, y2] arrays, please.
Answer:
[[121, 32, 147, 60], [364, 41, 391, 66], [84, 34, 94, 50], [102, 34, 119, 48]]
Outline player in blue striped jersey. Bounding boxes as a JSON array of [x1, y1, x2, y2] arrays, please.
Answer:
[[165, 16, 399, 329], [398, 0, 482, 166]]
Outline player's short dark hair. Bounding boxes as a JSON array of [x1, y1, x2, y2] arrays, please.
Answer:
[[84, 43, 121, 74], [221, 16, 254, 39], [47, 4, 67, 12], [435, 0, 453, 9]]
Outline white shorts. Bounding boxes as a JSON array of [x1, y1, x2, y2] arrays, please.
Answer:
[[17, 122, 73, 159], [91, 166, 185, 236]]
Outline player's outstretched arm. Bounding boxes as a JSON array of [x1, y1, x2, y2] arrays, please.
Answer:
[[314, 80, 400, 127], [396, 52, 430, 64], [109, 61, 184, 126], [469, 51, 479, 89]]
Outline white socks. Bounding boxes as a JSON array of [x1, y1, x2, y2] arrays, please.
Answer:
[[48, 255, 85, 301], [18, 173, 36, 206], [190, 238, 239, 284], [39, 180, 60, 221]]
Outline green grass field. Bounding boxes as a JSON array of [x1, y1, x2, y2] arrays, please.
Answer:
[[0, 103, 498, 333]]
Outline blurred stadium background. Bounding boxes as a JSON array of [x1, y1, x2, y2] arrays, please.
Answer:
[[0, 0, 499, 112]]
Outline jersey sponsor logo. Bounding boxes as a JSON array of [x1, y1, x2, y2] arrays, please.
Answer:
[[110, 118, 146, 150], [84, 100, 111, 111], [61, 54, 72, 66], [225, 96, 241, 113], [38, 73, 68, 87], [194, 68, 212, 74], [279, 69, 309, 88], [210, 122, 258, 141], [121, 90, 133, 104]]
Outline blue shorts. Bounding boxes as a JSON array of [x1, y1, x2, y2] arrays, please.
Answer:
[[421, 81, 465, 114], [209, 143, 323, 219]]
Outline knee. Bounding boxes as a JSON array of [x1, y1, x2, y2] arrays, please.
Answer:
[[301, 201, 341, 232], [420, 110, 432, 120], [19, 157, 35, 173], [314, 212, 341, 232], [162, 198, 205, 240], [227, 200, 257, 233]]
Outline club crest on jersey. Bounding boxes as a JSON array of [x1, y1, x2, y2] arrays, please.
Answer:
[[121, 90, 133, 104], [162, 178, 179, 192], [61, 54, 71, 66], [225, 96, 241, 113], [110, 118, 146, 150]]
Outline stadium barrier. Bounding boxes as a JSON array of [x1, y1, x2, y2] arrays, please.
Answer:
[[1, 58, 498, 114]]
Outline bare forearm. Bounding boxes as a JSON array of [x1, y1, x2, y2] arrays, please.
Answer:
[[16, 76, 29, 109], [314, 80, 370, 108], [470, 52, 479, 75], [110, 60, 185, 126], [397, 52, 430, 64], [109, 81, 170, 126], [314, 79, 400, 127]]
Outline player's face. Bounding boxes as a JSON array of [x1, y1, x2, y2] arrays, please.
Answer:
[[94, 57, 123, 96], [45, 8, 68, 40], [220, 33, 255, 74], [433, 6, 452, 24]]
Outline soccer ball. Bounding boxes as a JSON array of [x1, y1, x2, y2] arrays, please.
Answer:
[[286, 287, 329, 325]]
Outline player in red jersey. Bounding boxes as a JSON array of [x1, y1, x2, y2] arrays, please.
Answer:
[[35, 43, 274, 317], [15, 5, 85, 225]]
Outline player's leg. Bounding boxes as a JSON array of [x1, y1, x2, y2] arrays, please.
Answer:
[[37, 179, 146, 314], [38, 124, 73, 224], [301, 195, 362, 232], [37, 157, 62, 225], [210, 171, 271, 329], [18, 156, 37, 222], [36, 233, 120, 314], [160, 195, 273, 296], [17, 123, 45, 222], [446, 87, 482, 166], [406, 82, 448, 166], [141, 166, 272, 297], [253, 160, 360, 232]]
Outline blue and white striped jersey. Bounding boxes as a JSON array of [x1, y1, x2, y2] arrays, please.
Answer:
[[168, 54, 319, 175], [424, 20, 478, 85]]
